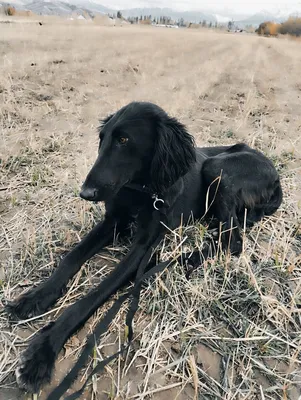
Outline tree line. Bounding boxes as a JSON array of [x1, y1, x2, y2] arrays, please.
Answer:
[[112, 11, 225, 28]]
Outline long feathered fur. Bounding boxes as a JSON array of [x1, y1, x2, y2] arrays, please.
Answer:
[[151, 117, 196, 193]]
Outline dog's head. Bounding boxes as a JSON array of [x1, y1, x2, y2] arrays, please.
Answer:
[[80, 102, 196, 202]]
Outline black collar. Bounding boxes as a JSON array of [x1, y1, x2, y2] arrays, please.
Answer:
[[125, 183, 167, 211], [125, 183, 154, 195]]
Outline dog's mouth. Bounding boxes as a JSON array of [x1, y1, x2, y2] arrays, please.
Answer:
[[80, 180, 130, 203]]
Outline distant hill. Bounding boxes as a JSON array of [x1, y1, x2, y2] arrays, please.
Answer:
[[0, 0, 101, 16], [235, 9, 301, 27], [64, 0, 110, 14], [26, 0, 95, 16], [0, 1, 218, 22], [235, 11, 282, 27], [1, 0, 301, 26], [0, 0, 109, 16]]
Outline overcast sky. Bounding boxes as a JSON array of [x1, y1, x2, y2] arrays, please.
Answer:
[[99, 0, 301, 14]]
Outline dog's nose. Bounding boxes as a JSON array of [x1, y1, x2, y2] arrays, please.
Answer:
[[80, 187, 97, 201]]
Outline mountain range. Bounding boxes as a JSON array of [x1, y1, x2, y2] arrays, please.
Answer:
[[1, 0, 301, 26]]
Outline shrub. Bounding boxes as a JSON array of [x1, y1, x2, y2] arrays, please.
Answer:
[[4, 6, 16, 16], [257, 17, 301, 38], [139, 19, 151, 25], [278, 17, 301, 37], [256, 21, 279, 36]]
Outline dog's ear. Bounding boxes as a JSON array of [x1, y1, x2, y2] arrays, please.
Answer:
[[97, 113, 115, 134], [151, 117, 196, 193]]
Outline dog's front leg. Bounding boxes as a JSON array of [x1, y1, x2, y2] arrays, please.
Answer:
[[15, 212, 164, 394], [6, 215, 123, 320]]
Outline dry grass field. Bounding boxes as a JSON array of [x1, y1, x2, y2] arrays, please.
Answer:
[[0, 21, 301, 400]]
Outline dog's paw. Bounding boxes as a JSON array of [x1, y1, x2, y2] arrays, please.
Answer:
[[229, 239, 243, 256], [5, 285, 64, 320], [16, 329, 56, 393]]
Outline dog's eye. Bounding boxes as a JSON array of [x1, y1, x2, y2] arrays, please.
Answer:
[[118, 137, 128, 145]]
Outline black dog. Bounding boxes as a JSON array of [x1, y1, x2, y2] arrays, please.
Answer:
[[6, 101, 282, 394]]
